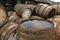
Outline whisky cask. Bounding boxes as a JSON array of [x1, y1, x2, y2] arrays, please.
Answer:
[[35, 4, 55, 18], [14, 4, 36, 19], [17, 19, 56, 40], [0, 22, 18, 40]]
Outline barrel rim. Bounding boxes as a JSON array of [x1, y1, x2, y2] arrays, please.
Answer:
[[21, 19, 53, 23]]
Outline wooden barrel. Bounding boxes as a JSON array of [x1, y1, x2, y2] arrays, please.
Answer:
[[14, 4, 36, 19], [47, 15, 60, 23], [35, 4, 55, 18], [0, 22, 19, 40], [17, 19, 56, 40], [0, 5, 7, 27], [52, 4, 60, 15], [14, 4, 25, 14]]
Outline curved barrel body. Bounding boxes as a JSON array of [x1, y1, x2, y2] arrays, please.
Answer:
[[18, 19, 56, 40]]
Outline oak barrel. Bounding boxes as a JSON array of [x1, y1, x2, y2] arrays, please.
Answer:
[[0, 22, 18, 40], [35, 4, 55, 18], [17, 19, 56, 40], [14, 4, 36, 19]]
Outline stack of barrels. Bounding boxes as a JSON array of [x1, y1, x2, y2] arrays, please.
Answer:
[[14, 4, 55, 19], [17, 18, 56, 40], [0, 3, 60, 40]]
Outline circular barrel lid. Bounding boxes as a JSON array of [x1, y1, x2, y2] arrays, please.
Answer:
[[18, 19, 56, 40], [20, 19, 53, 30]]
